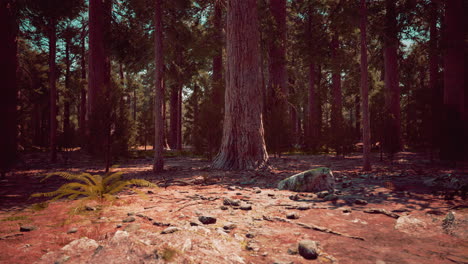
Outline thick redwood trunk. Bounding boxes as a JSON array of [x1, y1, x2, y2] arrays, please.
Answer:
[[48, 18, 58, 162], [212, 0, 268, 170], [383, 0, 401, 154], [360, 0, 371, 171], [330, 33, 343, 155], [88, 0, 112, 156], [0, 1, 18, 176], [153, 0, 164, 172], [441, 0, 466, 161]]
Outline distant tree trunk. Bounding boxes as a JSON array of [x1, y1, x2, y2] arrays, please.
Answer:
[[0, 0, 18, 177], [63, 34, 71, 149], [355, 95, 360, 138], [308, 63, 318, 151], [266, 0, 288, 156], [317, 64, 323, 142], [80, 30, 87, 145], [441, 0, 466, 161], [169, 84, 178, 149], [177, 84, 182, 150], [383, 0, 401, 155], [330, 32, 343, 156], [88, 0, 112, 157], [48, 18, 58, 162], [153, 0, 164, 172], [212, 0, 269, 170], [428, 0, 440, 160], [360, 0, 371, 171], [212, 0, 223, 108]]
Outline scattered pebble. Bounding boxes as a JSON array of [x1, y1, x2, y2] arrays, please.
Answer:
[[286, 212, 299, 219], [199, 216, 217, 225], [223, 198, 241, 206], [85, 206, 96, 211], [20, 226, 36, 232], [240, 204, 252, 211], [246, 233, 255, 238], [223, 222, 237, 230], [220, 205, 229, 210], [298, 240, 320, 260], [67, 228, 78, 234], [122, 216, 135, 223], [161, 227, 180, 234], [354, 199, 368, 205]]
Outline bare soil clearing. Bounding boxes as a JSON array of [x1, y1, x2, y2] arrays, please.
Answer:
[[0, 152, 467, 263]]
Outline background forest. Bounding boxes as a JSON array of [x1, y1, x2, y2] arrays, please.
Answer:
[[1, 0, 467, 175]]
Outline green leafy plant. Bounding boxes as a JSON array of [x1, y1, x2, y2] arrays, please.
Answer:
[[31, 171, 157, 201]]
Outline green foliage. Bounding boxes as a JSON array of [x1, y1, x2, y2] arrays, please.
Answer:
[[31, 171, 158, 201]]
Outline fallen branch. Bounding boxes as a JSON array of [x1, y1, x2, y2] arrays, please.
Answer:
[[0, 233, 24, 240], [296, 222, 365, 241], [363, 208, 400, 219]]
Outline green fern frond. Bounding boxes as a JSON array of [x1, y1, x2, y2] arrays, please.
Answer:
[[41, 172, 94, 186], [102, 171, 124, 186]]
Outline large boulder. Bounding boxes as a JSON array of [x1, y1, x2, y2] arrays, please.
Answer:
[[278, 167, 334, 193]]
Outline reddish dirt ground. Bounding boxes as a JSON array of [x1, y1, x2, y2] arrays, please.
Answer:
[[0, 152, 467, 263]]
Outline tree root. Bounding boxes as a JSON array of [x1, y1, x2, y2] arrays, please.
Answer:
[[363, 208, 400, 219]]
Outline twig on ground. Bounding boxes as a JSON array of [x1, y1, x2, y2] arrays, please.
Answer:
[[363, 208, 400, 219]]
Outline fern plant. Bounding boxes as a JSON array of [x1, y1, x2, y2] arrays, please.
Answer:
[[31, 171, 157, 201]]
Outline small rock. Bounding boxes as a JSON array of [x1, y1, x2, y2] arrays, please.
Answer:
[[227, 186, 236, 191], [161, 227, 180, 234], [189, 221, 199, 226], [240, 204, 252, 211], [20, 226, 36, 232], [286, 212, 299, 219], [236, 192, 242, 195], [395, 215, 427, 235], [298, 240, 320, 260], [116, 224, 122, 228], [246, 241, 260, 251], [246, 233, 255, 238], [147, 190, 154, 194], [198, 216, 217, 225], [223, 222, 237, 230], [153, 221, 170, 226], [67, 228, 78, 234], [341, 208, 352, 213], [85, 205, 96, 211], [442, 211, 456, 232], [297, 205, 310, 211], [317, 191, 329, 198], [267, 193, 275, 197], [323, 194, 338, 201], [122, 216, 135, 223], [220, 205, 229, 210], [124, 223, 140, 232], [354, 199, 368, 205], [127, 212, 135, 216], [253, 187, 262, 194], [223, 198, 241, 206], [289, 194, 301, 201], [287, 246, 298, 255]]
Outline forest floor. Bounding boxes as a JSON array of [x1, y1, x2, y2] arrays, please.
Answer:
[[0, 151, 467, 264]]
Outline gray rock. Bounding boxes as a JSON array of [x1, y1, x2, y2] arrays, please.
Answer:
[[122, 216, 136, 223], [240, 204, 252, 210], [61, 237, 99, 253], [298, 240, 320, 260], [324, 194, 339, 201], [278, 167, 335, 193], [161, 227, 180, 234], [287, 246, 298, 255], [85, 205, 96, 211], [127, 212, 135, 216], [317, 191, 329, 198], [220, 205, 229, 210], [286, 212, 299, 219], [20, 226, 36, 232], [223, 198, 241, 206], [152, 221, 170, 226], [124, 223, 140, 232], [442, 211, 455, 232], [267, 193, 275, 197], [354, 199, 368, 205], [116, 224, 122, 228], [246, 233, 255, 238], [223, 222, 237, 230], [198, 216, 217, 225], [395, 215, 427, 235], [227, 186, 236, 191], [289, 194, 301, 201], [297, 205, 311, 211], [67, 228, 78, 234]]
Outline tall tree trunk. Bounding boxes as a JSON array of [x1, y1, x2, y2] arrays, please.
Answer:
[[0, 0, 18, 177], [355, 95, 360, 138], [80, 30, 87, 146], [330, 32, 343, 156], [64, 34, 71, 149], [212, 0, 223, 108], [441, 0, 466, 161], [360, 0, 371, 171], [428, 0, 440, 160], [170, 84, 178, 149], [266, 0, 288, 155], [212, 0, 268, 170], [308, 63, 318, 151], [48, 18, 58, 162], [88, 0, 112, 157], [383, 0, 401, 155], [153, 0, 164, 172], [177, 84, 182, 150]]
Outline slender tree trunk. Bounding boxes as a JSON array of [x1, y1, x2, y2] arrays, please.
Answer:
[[266, 0, 288, 155], [64, 35, 71, 148], [308, 63, 318, 151], [212, 0, 223, 108], [88, 0, 112, 157], [330, 32, 343, 156], [360, 0, 371, 171], [153, 0, 164, 172], [0, 0, 18, 177], [383, 0, 401, 155], [212, 0, 268, 170], [80, 30, 87, 145], [177, 84, 182, 150], [428, 0, 440, 160], [441, 0, 466, 161], [48, 18, 58, 162], [355, 95, 360, 138]]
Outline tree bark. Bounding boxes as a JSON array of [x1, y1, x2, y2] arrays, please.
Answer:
[[441, 0, 466, 161], [80, 28, 87, 145], [428, 0, 440, 159], [48, 18, 58, 162], [88, 0, 112, 156], [212, 0, 269, 170], [360, 0, 371, 171], [64, 33, 71, 148], [383, 0, 401, 154], [212, 0, 223, 108], [308, 63, 318, 151], [0, 0, 18, 176], [153, 0, 164, 172], [330, 32, 343, 156]]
